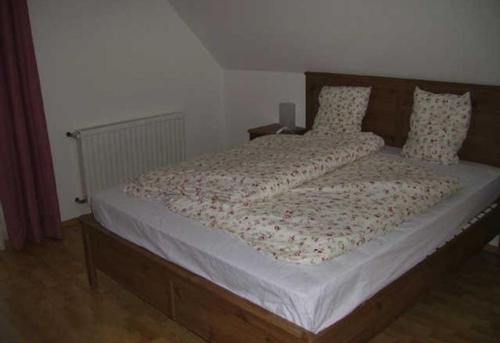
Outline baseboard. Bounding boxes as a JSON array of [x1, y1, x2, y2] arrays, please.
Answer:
[[61, 216, 86, 229]]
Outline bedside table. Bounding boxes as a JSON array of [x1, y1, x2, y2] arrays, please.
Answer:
[[248, 123, 307, 140]]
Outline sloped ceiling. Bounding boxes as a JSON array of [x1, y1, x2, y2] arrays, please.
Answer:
[[170, 0, 500, 83]]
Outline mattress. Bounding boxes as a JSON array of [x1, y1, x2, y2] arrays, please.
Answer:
[[91, 147, 500, 333]]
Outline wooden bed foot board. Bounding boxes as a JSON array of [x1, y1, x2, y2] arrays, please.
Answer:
[[79, 215, 312, 343]]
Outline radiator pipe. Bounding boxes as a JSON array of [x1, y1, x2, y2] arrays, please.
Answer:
[[66, 131, 80, 139], [74, 197, 88, 204], [67, 130, 87, 204]]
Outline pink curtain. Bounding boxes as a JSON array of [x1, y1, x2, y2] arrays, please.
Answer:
[[0, 0, 61, 249]]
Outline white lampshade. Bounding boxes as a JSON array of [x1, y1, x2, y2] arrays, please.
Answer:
[[279, 102, 296, 129]]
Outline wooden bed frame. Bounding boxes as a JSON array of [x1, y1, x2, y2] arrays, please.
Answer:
[[81, 72, 500, 342]]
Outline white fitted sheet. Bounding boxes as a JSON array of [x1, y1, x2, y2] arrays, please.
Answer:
[[91, 148, 500, 333]]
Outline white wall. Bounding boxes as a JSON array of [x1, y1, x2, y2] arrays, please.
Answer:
[[25, 0, 500, 226], [27, 0, 225, 220], [220, 1, 500, 144], [171, 0, 500, 86], [223, 70, 305, 147]]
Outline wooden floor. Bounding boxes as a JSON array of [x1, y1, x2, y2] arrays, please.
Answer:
[[0, 226, 499, 343]]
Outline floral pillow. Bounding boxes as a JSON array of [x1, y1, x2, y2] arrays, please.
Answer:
[[402, 87, 471, 164], [309, 86, 371, 135]]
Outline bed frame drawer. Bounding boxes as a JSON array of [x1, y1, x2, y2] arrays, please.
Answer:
[[171, 277, 297, 343]]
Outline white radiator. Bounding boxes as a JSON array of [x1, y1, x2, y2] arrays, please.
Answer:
[[68, 112, 185, 203]]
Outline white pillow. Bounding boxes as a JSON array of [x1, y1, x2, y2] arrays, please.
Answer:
[[402, 87, 471, 164], [309, 86, 371, 135]]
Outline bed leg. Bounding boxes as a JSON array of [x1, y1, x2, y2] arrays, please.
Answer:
[[81, 222, 99, 289]]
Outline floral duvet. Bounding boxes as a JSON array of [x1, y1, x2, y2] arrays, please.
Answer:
[[125, 132, 384, 204], [125, 134, 459, 264]]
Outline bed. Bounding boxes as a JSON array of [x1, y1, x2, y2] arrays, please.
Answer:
[[80, 72, 500, 342]]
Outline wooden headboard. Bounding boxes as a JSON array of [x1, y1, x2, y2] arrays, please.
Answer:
[[305, 72, 500, 167]]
